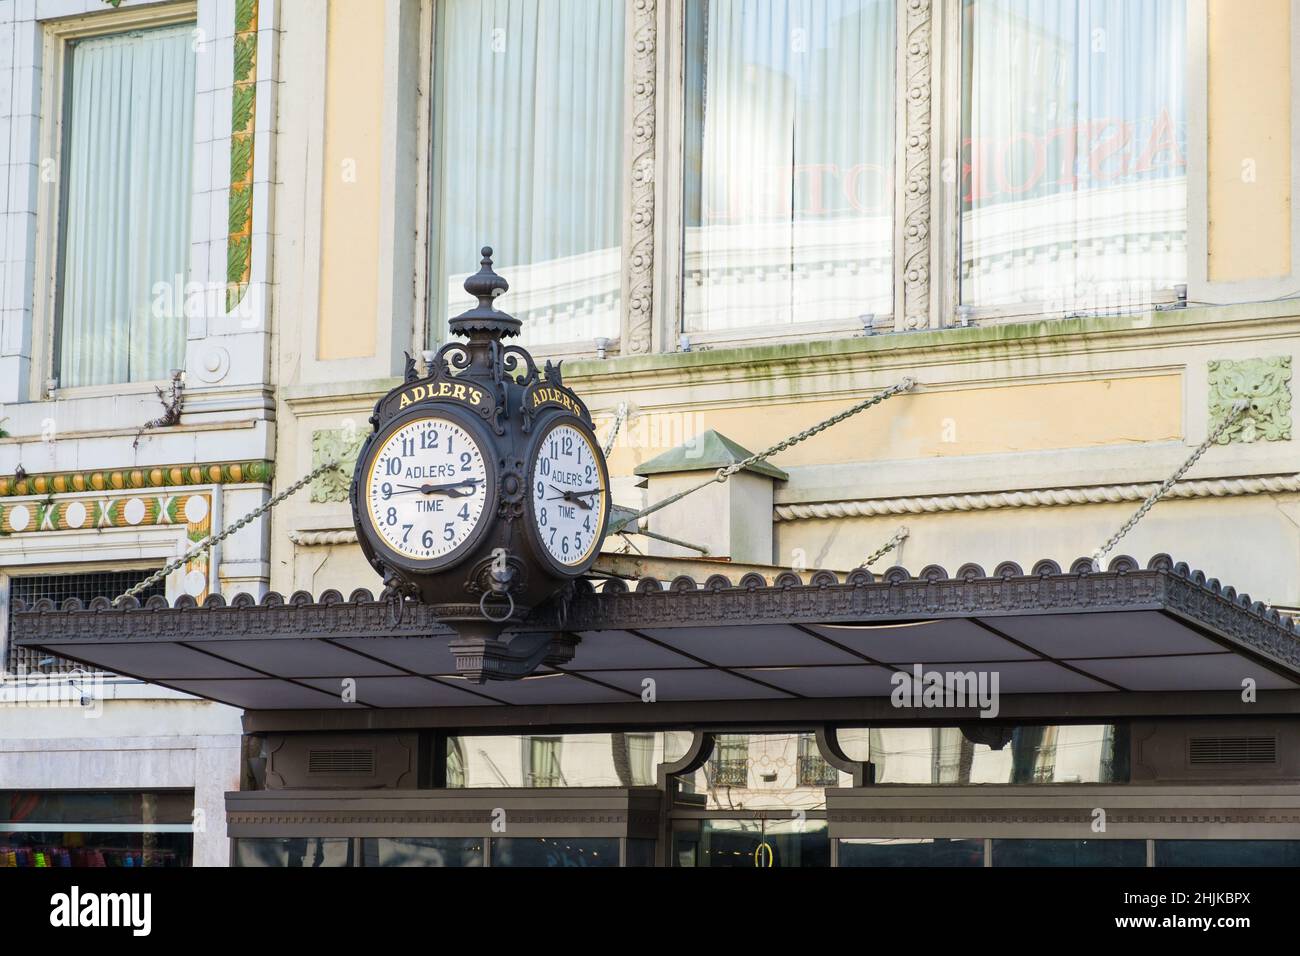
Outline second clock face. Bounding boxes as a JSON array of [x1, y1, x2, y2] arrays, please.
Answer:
[[364, 416, 489, 562], [530, 421, 607, 568]]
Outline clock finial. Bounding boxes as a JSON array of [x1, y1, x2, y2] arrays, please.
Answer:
[[450, 245, 522, 339]]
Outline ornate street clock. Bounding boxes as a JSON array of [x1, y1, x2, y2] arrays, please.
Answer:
[[350, 248, 611, 681]]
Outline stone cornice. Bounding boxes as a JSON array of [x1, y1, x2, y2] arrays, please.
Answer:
[[775, 474, 1300, 521]]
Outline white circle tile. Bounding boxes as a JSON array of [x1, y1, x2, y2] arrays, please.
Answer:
[[123, 498, 147, 526], [184, 570, 207, 596], [65, 501, 87, 529], [8, 505, 30, 533], [184, 495, 209, 524]]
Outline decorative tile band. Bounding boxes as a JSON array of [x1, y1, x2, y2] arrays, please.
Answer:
[[0, 461, 273, 499], [226, 0, 259, 312], [0, 492, 213, 600]]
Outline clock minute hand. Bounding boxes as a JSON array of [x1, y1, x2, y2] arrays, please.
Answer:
[[420, 479, 479, 497]]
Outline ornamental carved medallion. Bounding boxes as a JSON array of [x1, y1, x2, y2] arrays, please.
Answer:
[[1208, 357, 1292, 444]]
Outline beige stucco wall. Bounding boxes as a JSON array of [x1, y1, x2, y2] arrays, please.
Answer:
[[316, 0, 385, 360], [1207, 0, 1292, 281]]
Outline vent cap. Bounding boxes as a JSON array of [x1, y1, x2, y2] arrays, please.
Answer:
[[1188, 736, 1277, 765], [307, 748, 377, 775]]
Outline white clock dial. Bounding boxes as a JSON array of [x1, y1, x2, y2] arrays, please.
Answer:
[[530, 422, 606, 567], [365, 416, 489, 561]]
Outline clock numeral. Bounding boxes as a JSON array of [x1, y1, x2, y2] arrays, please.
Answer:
[[539, 507, 547, 527], [401, 437, 415, 456], [385, 458, 402, 476], [460, 452, 472, 472], [536, 481, 544, 498], [420, 430, 439, 451], [458, 504, 470, 521], [422, 529, 434, 549], [381, 482, 393, 500], [386, 507, 398, 526], [402, 524, 413, 544], [539, 457, 550, 477], [443, 522, 456, 542]]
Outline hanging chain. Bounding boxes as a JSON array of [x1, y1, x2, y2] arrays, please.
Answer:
[[114, 459, 345, 605], [602, 401, 629, 457], [860, 526, 910, 569], [610, 378, 915, 534], [1092, 399, 1249, 570]]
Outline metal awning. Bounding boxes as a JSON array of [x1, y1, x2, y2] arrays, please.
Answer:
[[9, 554, 1300, 714]]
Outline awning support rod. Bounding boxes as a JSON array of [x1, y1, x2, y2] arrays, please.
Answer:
[[1092, 398, 1249, 570], [609, 377, 916, 535], [860, 525, 909, 569]]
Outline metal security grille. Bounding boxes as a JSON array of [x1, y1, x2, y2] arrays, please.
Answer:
[[6, 570, 164, 675], [1188, 736, 1278, 765], [307, 749, 377, 775]]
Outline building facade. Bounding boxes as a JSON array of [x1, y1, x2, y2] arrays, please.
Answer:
[[5, 0, 1300, 866]]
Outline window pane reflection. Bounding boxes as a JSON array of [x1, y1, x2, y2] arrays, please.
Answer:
[[839, 838, 985, 867], [677, 819, 829, 868], [992, 839, 1145, 867], [491, 837, 619, 868], [447, 733, 680, 788], [683, 0, 895, 332], [961, 0, 1187, 313], [835, 725, 1128, 784], [680, 733, 849, 809], [1155, 840, 1300, 867], [430, 0, 625, 348], [362, 837, 483, 867], [233, 837, 354, 868]]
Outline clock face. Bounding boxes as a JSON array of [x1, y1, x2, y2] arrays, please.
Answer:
[[529, 421, 607, 568], [364, 416, 490, 562]]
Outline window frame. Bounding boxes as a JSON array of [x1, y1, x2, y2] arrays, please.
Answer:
[[657, 0, 904, 351], [29, 2, 199, 403], [944, 0, 1193, 326], [416, 0, 635, 362]]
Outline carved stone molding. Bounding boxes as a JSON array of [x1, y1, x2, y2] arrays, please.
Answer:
[[1209, 357, 1292, 443], [622, 0, 657, 354], [898, 0, 933, 331], [774, 473, 1300, 521], [310, 428, 365, 503]]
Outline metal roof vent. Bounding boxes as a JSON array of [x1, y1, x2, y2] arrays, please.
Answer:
[[1188, 736, 1277, 765]]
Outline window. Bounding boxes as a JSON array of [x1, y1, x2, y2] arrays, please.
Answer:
[[991, 839, 1146, 867], [54, 24, 195, 388], [839, 838, 985, 867], [709, 734, 749, 787], [797, 733, 840, 787], [6, 569, 164, 675], [682, 0, 895, 334], [429, 0, 625, 350], [960, 0, 1187, 314], [0, 790, 193, 867], [525, 736, 564, 787]]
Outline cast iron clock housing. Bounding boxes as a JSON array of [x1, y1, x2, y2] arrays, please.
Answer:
[[349, 249, 611, 680]]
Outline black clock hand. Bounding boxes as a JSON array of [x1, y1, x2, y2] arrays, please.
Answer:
[[420, 479, 480, 496]]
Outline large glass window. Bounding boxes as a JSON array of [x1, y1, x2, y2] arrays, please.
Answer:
[[491, 837, 620, 868], [836, 724, 1129, 784], [446, 733, 684, 788], [233, 837, 354, 868], [55, 25, 195, 388], [960, 0, 1187, 314], [1, 790, 194, 867], [991, 838, 1146, 867], [429, 0, 625, 349], [362, 837, 484, 867], [1155, 840, 1300, 867], [839, 838, 985, 867], [682, 0, 895, 333]]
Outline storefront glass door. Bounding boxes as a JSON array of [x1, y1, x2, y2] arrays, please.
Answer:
[[674, 819, 830, 867]]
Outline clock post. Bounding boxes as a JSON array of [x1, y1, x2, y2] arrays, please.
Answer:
[[348, 248, 611, 681]]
